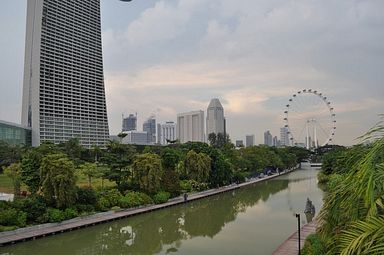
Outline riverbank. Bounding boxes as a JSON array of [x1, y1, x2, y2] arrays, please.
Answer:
[[272, 219, 318, 254], [0, 168, 295, 246]]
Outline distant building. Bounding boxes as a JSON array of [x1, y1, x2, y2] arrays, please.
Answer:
[[177, 110, 205, 143], [206, 98, 226, 137], [273, 136, 279, 147], [121, 131, 149, 145], [264, 130, 273, 146], [159, 121, 176, 145], [143, 116, 156, 144], [122, 114, 137, 132], [280, 127, 290, 146], [0, 120, 31, 146], [235, 140, 244, 147], [245, 135, 255, 147], [157, 123, 162, 144]]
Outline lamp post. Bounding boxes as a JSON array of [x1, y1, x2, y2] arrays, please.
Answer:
[[295, 213, 301, 255]]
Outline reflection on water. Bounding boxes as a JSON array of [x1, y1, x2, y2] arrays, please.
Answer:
[[0, 167, 323, 255]]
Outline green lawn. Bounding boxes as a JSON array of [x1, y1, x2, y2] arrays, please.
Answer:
[[0, 174, 14, 193], [0, 173, 116, 194]]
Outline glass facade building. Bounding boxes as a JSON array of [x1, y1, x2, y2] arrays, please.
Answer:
[[0, 120, 32, 146]]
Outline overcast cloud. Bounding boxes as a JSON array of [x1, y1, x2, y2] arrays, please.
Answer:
[[1, 0, 383, 145]]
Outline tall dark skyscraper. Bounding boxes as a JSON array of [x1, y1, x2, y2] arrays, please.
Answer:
[[122, 114, 137, 132], [143, 116, 156, 144], [22, 0, 109, 147]]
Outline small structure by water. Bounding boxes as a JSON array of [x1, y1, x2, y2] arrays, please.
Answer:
[[304, 198, 316, 222], [0, 193, 14, 202]]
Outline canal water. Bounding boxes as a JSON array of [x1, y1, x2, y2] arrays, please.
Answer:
[[0, 166, 323, 255]]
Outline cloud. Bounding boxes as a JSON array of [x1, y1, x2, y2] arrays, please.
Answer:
[[98, 0, 384, 144]]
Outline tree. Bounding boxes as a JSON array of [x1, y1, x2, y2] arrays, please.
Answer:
[[208, 133, 217, 147], [185, 150, 211, 183], [132, 153, 163, 194], [20, 149, 42, 195], [40, 153, 77, 208], [0, 141, 22, 169], [78, 162, 102, 187], [318, 117, 384, 254], [161, 148, 181, 196], [101, 141, 136, 188], [3, 163, 22, 196]]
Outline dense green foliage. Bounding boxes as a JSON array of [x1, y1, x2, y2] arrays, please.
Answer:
[[314, 117, 384, 255], [0, 135, 307, 231], [302, 234, 326, 255]]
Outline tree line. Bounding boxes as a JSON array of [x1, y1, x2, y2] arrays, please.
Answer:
[[0, 134, 308, 231]]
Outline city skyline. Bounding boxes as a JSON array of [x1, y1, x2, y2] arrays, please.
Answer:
[[1, 1, 384, 146]]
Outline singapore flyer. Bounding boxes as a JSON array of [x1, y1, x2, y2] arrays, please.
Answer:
[[284, 89, 336, 149]]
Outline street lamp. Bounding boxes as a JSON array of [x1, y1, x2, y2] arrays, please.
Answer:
[[295, 213, 301, 255]]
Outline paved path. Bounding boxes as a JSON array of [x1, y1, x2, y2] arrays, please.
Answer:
[[0, 169, 295, 246], [272, 219, 318, 255]]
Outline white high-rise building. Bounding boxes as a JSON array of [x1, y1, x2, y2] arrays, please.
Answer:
[[280, 127, 290, 147], [159, 121, 176, 145], [206, 98, 226, 137], [22, 0, 109, 147], [177, 111, 205, 143]]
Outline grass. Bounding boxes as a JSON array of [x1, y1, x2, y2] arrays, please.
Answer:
[[75, 173, 115, 190], [0, 173, 116, 194], [0, 174, 14, 193]]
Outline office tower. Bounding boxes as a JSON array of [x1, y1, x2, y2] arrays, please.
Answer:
[[235, 140, 244, 147], [264, 130, 273, 146], [22, 0, 109, 147], [273, 136, 279, 147], [143, 116, 156, 144], [122, 114, 137, 132], [159, 121, 176, 145], [280, 127, 290, 147], [245, 135, 255, 147], [177, 110, 205, 143], [206, 98, 226, 137]]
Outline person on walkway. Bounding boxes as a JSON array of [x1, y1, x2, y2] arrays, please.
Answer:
[[183, 193, 188, 202]]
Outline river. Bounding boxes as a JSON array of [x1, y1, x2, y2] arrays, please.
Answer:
[[0, 166, 323, 255]]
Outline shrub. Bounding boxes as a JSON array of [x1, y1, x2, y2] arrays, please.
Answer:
[[317, 171, 330, 184], [46, 208, 66, 222], [180, 180, 192, 192], [102, 189, 123, 207], [97, 197, 110, 211], [119, 191, 153, 208], [0, 226, 18, 232], [76, 187, 98, 207], [64, 208, 78, 220], [302, 233, 326, 255], [232, 171, 246, 184], [0, 208, 27, 227], [15, 196, 47, 224], [153, 191, 170, 204]]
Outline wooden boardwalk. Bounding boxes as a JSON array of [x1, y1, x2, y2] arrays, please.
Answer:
[[272, 219, 318, 255], [0, 169, 294, 247]]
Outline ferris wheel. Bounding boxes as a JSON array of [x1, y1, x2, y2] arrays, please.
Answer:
[[283, 89, 336, 149]]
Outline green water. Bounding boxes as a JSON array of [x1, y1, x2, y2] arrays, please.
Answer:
[[0, 167, 323, 255]]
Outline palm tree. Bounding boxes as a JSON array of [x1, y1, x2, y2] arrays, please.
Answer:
[[318, 115, 384, 254]]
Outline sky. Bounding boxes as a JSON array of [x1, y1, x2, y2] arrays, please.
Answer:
[[0, 0, 383, 146]]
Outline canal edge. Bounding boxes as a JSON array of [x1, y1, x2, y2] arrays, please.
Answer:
[[0, 167, 298, 247]]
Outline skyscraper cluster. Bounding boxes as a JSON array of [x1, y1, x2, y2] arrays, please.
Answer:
[[176, 98, 226, 144]]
